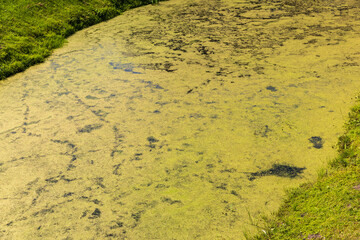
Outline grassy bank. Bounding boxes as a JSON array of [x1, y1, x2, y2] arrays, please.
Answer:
[[250, 0, 360, 239], [253, 102, 360, 239], [0, 0, 160, 80]]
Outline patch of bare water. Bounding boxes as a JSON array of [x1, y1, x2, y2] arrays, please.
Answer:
[[1, 0, 360, 238]]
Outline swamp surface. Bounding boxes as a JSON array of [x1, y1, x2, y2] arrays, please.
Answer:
[[1, 0, 360, 239]]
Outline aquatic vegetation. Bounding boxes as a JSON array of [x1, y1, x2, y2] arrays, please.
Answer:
[[1, 0, 360, 239], [248, 164, 306, 181], [308, 136, 324, 149]]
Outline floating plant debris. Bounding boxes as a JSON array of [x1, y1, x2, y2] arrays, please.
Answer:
[[254, 125, 272, 137], [89, 208, 101, 219], [309, 136, 324, 149], [266, 85, 277, 92], [147, 136, 159, 143], [77, 124, 103, 133], [109, 62, 142, 74], [248, 164, 306, 181]]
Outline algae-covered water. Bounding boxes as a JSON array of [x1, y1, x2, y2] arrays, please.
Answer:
[[1, 0, 360, 239]]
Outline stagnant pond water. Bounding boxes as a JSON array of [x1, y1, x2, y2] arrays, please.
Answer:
[[1, 0, 360, 239]]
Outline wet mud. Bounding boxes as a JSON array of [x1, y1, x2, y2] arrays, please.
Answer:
[[1, 0, 360, 239]]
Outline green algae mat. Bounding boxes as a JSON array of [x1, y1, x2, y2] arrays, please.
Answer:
[[1, 0, 360, 239]]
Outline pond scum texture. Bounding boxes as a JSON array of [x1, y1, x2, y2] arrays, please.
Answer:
[[1, 0, 360, 239]]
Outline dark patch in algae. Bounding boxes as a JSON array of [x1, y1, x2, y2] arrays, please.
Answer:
[[78, 124, 103, 133], [248, 164, 306, 181], [147, 136, 159, 143], [266, 85, 277, 92], [161, 197, 182, 205], [254, 125, 272, 137], [308, 136, 324, 149], [89, 208, 101, 219]]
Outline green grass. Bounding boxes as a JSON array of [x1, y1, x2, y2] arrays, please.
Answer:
[[253, 97, 360, 240], [0, 0, 162, 80]]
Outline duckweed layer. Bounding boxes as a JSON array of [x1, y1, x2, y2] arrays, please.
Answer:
[[1, 0, 360, 239]]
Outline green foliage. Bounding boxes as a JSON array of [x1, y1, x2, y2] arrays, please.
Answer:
[[255, 166, 360, 239], [253, 97, 360, 239], [0, 0, 163, 80]]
